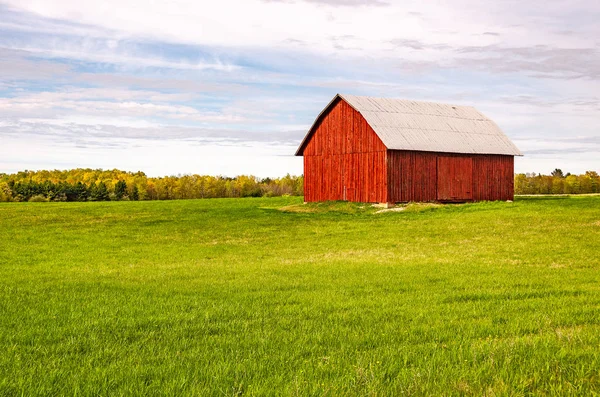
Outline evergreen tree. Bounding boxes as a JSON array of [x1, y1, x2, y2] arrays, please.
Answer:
[[74, 182, 88, 201], [131, 185, 139, 201], [95, 182, 110, 201], [57, 182, 79, 201], [88, 182, 98, 201], [114, 180, 127, 200]]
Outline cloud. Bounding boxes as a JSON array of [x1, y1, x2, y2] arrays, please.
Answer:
[[515, 133, 600, 157], [263, 0, 389, 7], [1, 119, 305, 148], [0, 48, 72, 81], [0, 3, 121, 38], [76, 72, 250, 94], [498, 95, 600, 113], [389, 39, 451, 51], [524, 147, 598, 155], [456, 44, 600, 79], [555, 136, 600, 145], [3, 41, 239, 72], [0, 97, 250, 124]]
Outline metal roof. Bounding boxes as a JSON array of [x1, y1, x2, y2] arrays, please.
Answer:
[[295, 94, 523, 156]]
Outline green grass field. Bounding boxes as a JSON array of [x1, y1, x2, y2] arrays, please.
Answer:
[[1, 196, 599, 396]]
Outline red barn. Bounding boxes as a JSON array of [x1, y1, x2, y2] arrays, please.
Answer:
[[296, 94, 522, 204]]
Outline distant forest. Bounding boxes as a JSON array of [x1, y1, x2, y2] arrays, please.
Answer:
[[0, 168, 598, 202], [515, 170, 599, 195], [0, 169, 303, 202]]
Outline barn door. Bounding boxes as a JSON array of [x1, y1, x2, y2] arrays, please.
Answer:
[[437, 157, 473, 202]]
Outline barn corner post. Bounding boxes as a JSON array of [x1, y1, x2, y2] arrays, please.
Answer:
[[381, 149, 392, 207], [296, 94, 522, 204]]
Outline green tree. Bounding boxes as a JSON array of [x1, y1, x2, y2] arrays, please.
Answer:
[[131, 185, 139, 201], [565, 175, 580, 194], [514, 174, 527, 195], [91, 182, 110, 201], [88, 182, 98, 201], [551, 178, 564, 194], [74, 182, 89, 201], [0, 181, 13, 202], [585, 171, 599, 193], [114, 180, 127, 200]]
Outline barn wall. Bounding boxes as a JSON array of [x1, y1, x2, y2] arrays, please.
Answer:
[[472, 154, 514, 201], [387, 150, 514, 202], [387, 151, 438, 202], [303, 99, 388, 203]]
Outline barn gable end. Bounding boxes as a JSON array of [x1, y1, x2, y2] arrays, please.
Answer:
[[302, 98, 388, 203]]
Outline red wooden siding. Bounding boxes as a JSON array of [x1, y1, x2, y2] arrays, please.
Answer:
[[387, 151, 437, 202], [472, 154, 514, 201], [303, 99, 388, 203], [387, 150, 514, 202], [437, 157, 473, 201]]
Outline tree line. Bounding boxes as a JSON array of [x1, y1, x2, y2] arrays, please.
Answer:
[[0, 168, 598, 202], [514, 169, 599, 195], [0, 169, 303, 202]]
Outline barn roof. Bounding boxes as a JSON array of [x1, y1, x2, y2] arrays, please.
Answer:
[[295, 94, 523, 156]]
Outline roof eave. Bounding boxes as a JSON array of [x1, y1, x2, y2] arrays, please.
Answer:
[[384, 147, 523, 156]]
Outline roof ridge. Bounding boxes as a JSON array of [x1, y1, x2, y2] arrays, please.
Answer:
[[376, 128, 509, 135], [339, 93, 472, 109], [360, 110, 489, 121]]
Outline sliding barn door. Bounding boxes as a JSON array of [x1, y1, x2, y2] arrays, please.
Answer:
[[437, 157, 473, 202]]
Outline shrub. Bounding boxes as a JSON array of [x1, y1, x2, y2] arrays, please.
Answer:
[[0, 182, 13, 202], [28, 195, 48, 202]]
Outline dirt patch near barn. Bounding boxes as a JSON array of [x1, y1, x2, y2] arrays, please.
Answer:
[[278, 201, 374, 214], [375, 202, 444, 214], [374, 207, 405, 214], [278, 201, 446, 215]]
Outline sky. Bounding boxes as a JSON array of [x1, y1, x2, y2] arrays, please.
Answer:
[[0, 0, 599, 177]]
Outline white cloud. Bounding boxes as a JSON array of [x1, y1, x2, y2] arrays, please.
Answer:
[[5, 0, 598, 54], [0, 90, 254, 123], [0, 48, 72, 80], [3, 41, 239, 72]]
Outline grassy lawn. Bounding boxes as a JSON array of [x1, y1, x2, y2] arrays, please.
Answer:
[[0, 196, 599, 395]]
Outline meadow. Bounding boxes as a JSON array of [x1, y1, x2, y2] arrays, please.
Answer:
[[0, 196, 599, 395]]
